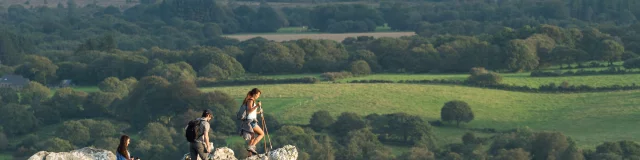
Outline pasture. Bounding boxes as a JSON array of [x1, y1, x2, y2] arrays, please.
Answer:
[[204, 83, 640, 148]]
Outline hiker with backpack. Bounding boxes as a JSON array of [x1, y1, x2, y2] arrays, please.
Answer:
[[237, 88, 264, 155], [186, 109, 213, 160]]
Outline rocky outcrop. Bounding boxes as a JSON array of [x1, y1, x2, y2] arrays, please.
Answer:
[[244, 145, 297, 160], [181, 145, 297, 160], [28, 147, 116, 160]]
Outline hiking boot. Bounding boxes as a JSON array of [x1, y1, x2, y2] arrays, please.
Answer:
[[247, 145, 258, 154]]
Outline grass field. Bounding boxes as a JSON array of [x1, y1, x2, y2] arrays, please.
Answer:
[[0, 153, 11, 160], [203, 83, 640, 149]]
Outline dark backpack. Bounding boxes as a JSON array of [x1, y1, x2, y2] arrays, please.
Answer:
[[236, 104, 248, 121], [185, 119, 204, 143]]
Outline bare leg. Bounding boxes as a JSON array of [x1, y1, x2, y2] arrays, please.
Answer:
[[250, 126, 264, 146]]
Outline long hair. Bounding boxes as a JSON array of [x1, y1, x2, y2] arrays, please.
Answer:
[[242, 88, 261, 106], [117, 135, 130, 158]]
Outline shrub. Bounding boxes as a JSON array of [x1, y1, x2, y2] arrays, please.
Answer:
[[467, 67, 503, 85], [310, 110, 335, 132], [349, 60, 372, 76], [321, 72, 353, 81]]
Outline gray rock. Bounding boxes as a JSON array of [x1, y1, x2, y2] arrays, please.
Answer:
[[181, 145, 297, 160], [243, 145, 298, 160], [28, 147, 116, 160]]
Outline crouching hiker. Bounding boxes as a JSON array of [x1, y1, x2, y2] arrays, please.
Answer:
[[237, 88, 264, 155], [186, 109, 213, 160]]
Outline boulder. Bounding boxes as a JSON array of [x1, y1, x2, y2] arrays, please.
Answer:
[[180, 145, 297, 160], [28, 147, 116, 160]]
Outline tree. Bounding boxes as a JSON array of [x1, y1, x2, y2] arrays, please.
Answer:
[[146, 62, 197, 83], [331, 112, 366, 137], [494, 148, 530, 160], [98, 77, 129, 96], [80, 119, 117, 139], [440, 100, 474, 126], [20, 81, 51, 105], [198, 64, 226, 79], [58, 121, 91, 145], [0, 87, 19, 104], [14, 55, 58, 84], [202, 23, 223, 37], [250, 42, 304, 74], [55, 62, 88, 85], [598, 40, 624, 65], [0, 132, 7, 151], [623, 57, 640, 69], [141, 123, 175, 147], [504, 39, 539, 72], [94, 137, 119, 153], [83, 91, 120, 118], [39, 138, 74, 152], [213, 116, 236, 135], [310, 110, 335, 132], [0, 103, 38, 136], [399, 146, 436, 160], [48, 87, 88, 118], [349, 60, 371, 76]]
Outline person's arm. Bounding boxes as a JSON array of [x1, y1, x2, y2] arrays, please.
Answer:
[[246, 99, 258, 113], [204, 123, 210, 152]]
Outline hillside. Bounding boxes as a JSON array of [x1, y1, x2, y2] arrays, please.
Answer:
[[204, 83, 640, 148]]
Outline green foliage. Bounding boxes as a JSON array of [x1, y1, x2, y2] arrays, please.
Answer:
[[494, 148, 531, 160], [146, 61, 197, 83], [440, 100, 474, 127], [623, 57, 640, 69], [0, 87, 19, 104], [331, 112, 366, 137], [399, 147, 436, 160], [251, 42, 304, 74], [349, 60, 371, 76], [79, 119, 117, 139], [310, 110, 335, 132], [198, 64, 226, 79], [505, 39, 539, 72], [0, 132, 7, 151], [141, 122, 175, 147], [98, 77, 129, 96], [83, 91, 120, 118], [598, 40, 625, 65], [14, 55, 58, 84], [48, 87, 88, 118], [369, 113, 435, 145], [0, 103, 38, 136], [58, 120, 91, 145], [38, 138, 74, 152], [93, 137, 119, 153], [0, 65, 14, 77], [467, 67, 503, 85], [213, 116, 236, 135], [20, 81, 51, 105]]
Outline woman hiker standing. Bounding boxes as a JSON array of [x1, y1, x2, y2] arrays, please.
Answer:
[[239, 88, 264, 155]]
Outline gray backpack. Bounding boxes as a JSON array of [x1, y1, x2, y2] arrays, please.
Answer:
[[236, 104, 248, 120]]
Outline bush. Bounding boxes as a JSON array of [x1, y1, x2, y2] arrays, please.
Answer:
[[310, 110, 335, 132], [321, 72, 353, 81], [196, 77, 318, 87], [349, 60, 372, 76], [467, 67, 503, 85], [624, 57, 640, 69]]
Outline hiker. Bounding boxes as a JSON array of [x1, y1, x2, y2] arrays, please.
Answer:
[[116, 135, 138, 160], [187, 109, 213, 160], [239, 88, 264, 155]]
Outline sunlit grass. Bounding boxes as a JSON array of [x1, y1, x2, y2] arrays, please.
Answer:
[[204, 83, 640, 149]]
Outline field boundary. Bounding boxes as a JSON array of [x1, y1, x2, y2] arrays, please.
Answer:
[[349, 79, 640, 93]]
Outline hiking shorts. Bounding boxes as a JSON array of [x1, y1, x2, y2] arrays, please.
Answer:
[[250, 121, 258, 128]]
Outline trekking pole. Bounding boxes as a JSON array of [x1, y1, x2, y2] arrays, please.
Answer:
[[261, 107, 273, 151]]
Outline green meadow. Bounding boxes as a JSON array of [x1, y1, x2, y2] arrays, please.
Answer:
[[203, 83, 640, 149]]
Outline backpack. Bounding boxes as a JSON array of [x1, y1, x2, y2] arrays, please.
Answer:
[[185, 119, 204, 143], [236, 104, 248, 121]]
